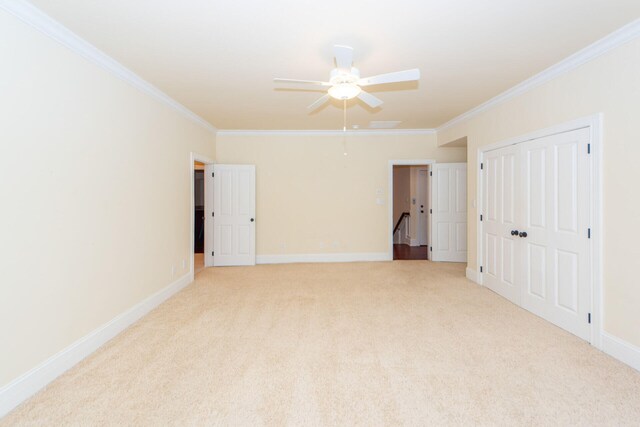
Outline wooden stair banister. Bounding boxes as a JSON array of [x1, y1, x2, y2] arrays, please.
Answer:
[[393, 212, 410, 234]]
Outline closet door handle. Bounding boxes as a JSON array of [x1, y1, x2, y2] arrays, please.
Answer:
[[511, 230, 519, 236], [519, 231, 527, 238]]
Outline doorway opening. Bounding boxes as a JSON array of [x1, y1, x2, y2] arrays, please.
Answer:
[[392, 164, 431, 260], [190, 153, 214, 278], [194, 161, 205, 274], [389, 160, 433, 260], [389, 159, 468, 263]]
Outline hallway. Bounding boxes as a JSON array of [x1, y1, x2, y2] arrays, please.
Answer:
[[393, 244, 428, 260]]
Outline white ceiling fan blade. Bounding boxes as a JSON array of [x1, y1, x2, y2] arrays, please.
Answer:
[[358, 69, 420, 86], [274, 78, 331, 86], [357, 91, 383, 108], [333, 45, 353, 72], [307, 94, 330, 110]]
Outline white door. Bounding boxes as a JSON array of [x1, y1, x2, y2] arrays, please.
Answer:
[[480, 127, 591, 341], [482, 145, 520, 304], [519, 128, 591, 340], [204, 164, 215, 267], [431, 163, 467, 262], [416, 168, 429, 246], [213, 164, 256, 266]]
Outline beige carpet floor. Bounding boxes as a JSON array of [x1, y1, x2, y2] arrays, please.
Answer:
[[3, 261, 640, 425]]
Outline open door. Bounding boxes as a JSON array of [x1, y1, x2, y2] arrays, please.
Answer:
[[204, 164, 215, 267], [213, 164, 256, 266], [431, 163, 467, 262], [416, 167, 430, 247]]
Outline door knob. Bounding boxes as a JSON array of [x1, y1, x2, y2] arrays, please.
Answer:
[[511, 230, 519, 236], [519, 231, 527, 238], [250, 218, 255, 222]]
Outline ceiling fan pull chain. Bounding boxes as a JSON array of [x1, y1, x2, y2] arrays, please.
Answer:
[[343, 99, 348, 156], [343, 99, 347, 132]]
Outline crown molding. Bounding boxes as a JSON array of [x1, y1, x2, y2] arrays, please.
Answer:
[[437, 18, 640, 132], [217, 129, 437, 137], [0, 0, 216, 133]]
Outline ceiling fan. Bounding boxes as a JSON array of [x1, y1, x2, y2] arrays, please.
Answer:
[[274, 45, 420, 110]]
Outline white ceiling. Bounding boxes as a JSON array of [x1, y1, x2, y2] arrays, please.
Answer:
[[29, 0, 640, 130]]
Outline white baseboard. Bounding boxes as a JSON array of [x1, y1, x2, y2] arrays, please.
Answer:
[[409, 239, 419, 247], [602, 332, 640, 372], [0, 272, 193, 418], [257, 252, 390, 264], [463, 267, 639, 373], [465, 267, 479, 283]]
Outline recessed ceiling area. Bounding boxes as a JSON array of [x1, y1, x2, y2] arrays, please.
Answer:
[[29, 0, 640, 130]]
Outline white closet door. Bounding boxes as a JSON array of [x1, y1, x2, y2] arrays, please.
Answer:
[[482, 145, 520, 304], [213, 164, 256, 266], [432, 163, 467, 262], [519, 128, 591, 340]]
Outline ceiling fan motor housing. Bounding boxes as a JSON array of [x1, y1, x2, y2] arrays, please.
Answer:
[[330, 67, 360, 84]]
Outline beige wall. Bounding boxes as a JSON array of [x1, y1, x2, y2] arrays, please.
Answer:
[[216, 133, 465, 255], [0, 11, 215, 387], [438, 37, 640, 348], [392, 166, 411, 225]]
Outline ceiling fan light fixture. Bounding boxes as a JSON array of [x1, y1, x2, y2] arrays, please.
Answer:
[[275, 45, 420, 110], [328, 83, 361, 100]]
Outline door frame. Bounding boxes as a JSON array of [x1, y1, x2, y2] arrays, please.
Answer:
[[388, 159, 435, 260], [190, 152, 215, 279], [476, 114, 603, 349]]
